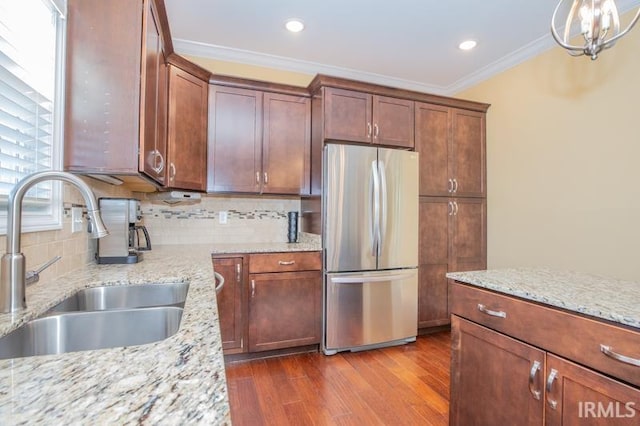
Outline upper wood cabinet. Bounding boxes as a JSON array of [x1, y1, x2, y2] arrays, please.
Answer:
[[323, 87, 414, 148], [207, 85, 310, 195], [415, 102, 486, 197], [64, 0, 168, 184], [166, 65, 208, 191]]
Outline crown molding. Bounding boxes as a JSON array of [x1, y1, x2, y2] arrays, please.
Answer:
[[173, 39, 448, 95]]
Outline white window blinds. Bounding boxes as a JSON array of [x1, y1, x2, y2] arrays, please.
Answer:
[[0, 0, 65, 233]]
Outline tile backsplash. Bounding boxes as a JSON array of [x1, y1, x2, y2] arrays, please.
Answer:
[[1, 180, 307, 285], [139, 194, 302, 245]]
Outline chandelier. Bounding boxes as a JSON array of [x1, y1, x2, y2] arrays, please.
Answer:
[[551, 0, 640, 59]]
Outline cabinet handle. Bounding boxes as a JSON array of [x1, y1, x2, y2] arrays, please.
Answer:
[[477, 303, 507, 318], [545, 368, 558, 409], [214, 271, 225, 293], [169, 163, 176, 182], [528, 360, 542, 401], [278, 260, 295, 265], [251, 279, 255, 298], [448, 201, 454, 216], [453, 201, 459, 216], [373, 123, 379, 138], [448, 178, 454, 193], [453, 178, 458, 193], [255, 172, 260, 184], [236, 263, 241, 283], [601, 345, 640, 367], [367, 122, 372, 138], [264, 172, 268, 184], [150, 149, 164, 174]]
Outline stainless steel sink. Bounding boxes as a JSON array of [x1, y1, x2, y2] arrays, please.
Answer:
[[46, 282, 189, 313], [0, 307, 184, 360]]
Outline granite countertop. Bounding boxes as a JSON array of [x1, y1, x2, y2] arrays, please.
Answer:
[[0, 245, 230, 425], [447, 267, 640, 330], [211, 232, 322, 254]]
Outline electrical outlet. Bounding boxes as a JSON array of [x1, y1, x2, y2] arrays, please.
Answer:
[[71, 207, 83, 233], [219, 211, 228, 224]]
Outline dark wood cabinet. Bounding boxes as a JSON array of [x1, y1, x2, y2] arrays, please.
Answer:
[[546, 354, 640, 426], [450, 282, 640, 426], [212, 256, 246, 354], [415, 102, 486, 197], [166, 65, 208, 191], [213, 251, 322, 356], [450, 316, 545, 426], [208, 86, 310, 195], [418, 197, 486, 329], [64, 0, 168, 184], [248, 270, 322, 352], [323, 87, 414, 148]]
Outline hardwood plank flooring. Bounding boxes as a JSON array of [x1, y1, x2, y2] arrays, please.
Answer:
[[225, 331, 451, 425]]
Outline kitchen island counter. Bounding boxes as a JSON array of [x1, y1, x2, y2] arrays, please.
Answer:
[[447, 267, 640, 330], [0, 245, 230, 425]]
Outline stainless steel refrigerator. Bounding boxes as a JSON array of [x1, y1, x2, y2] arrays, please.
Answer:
[[323, 143, 418, 355]]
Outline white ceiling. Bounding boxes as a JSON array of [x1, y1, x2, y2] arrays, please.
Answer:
[[164, 0, 640, 95]]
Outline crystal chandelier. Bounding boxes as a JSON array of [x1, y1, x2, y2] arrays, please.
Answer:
[[551, 0, 640, 59]]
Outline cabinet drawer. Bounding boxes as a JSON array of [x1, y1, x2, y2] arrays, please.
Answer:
[[450, 282, 640, 387], [249, 251, 321, 273]]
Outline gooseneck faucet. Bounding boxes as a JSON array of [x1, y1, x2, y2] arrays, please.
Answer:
[[0, 171, 109, 313]]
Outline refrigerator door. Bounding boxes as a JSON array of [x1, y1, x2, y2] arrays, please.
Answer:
[[377, 148, 419, 270], [324, 144, 378, 272], [325, 269, 418, 352]]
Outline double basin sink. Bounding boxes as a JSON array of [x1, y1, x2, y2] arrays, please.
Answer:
[[0, 282, 189, 360]]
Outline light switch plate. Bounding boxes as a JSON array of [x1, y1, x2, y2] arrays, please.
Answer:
[[71, 207, 83, 233], [219, 211, 228, 224]]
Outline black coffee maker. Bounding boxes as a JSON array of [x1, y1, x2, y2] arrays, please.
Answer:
[[96, 198, 151, 264]]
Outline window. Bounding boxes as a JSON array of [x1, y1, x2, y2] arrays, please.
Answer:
[[0, 0, 66, 234]]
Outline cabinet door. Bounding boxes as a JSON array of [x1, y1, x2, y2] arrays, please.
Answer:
[[372, 95, 414, 148], [248, 271, 321, 352], [212, 256, 246, 354], [166, 66, 208, 191], [450, 316, 545, 426], [451, 197, 487, 272], [208, 86, 263, 193], [418, 197, 450, 328], [262, 93, 311, 195], [139, 0, 168, 184], [64, 0, 142, 173], [451, 109, 486, 197], [323, 87, 372, 143], [545, 354, 640, 426], [415, 103, 450, 196]]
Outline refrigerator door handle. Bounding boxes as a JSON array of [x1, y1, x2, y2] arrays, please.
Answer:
[[378, 159, 387, 257], [331, 271, 416, 284], [370, 160, 381, 257]]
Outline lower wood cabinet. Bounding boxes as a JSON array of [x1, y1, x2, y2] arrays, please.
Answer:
[[212, 251, 322, 356], [248, 270, 321, 352], [450, 283, 640, 426]]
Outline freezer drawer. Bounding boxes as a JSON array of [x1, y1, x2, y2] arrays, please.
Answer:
[[325, 269, 418, 352]]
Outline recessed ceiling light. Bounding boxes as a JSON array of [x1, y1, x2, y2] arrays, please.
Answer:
[[458, 40, 477, 51], [285, 19, 305, 33]]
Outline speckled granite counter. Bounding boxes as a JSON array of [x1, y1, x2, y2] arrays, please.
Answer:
[[447, 268, 640, 330], [0, 245, 230, 425], [211, 232, 321, 254]]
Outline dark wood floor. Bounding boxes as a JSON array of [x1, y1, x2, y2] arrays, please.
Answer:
[[225, 331, 451, 425]]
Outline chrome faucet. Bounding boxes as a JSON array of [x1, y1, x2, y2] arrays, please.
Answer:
[[1, 171, 109, 313]]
